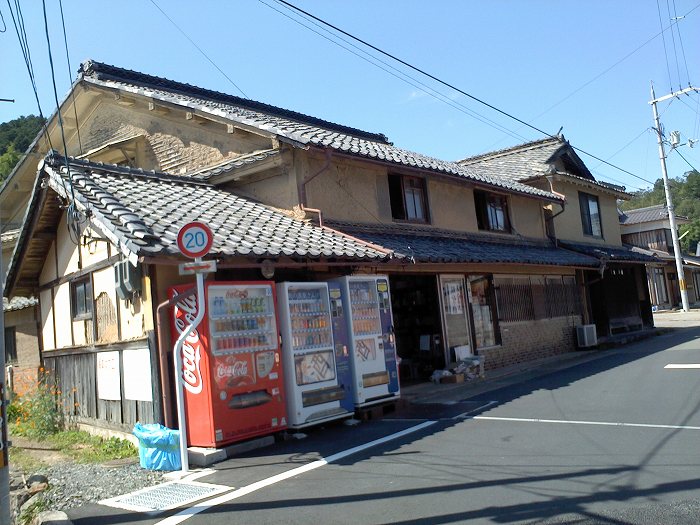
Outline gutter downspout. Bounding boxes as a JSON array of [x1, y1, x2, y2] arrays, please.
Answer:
[[155, 287, 194, 428], [544, 174, 567, 246], [298, 149, 332, 227]]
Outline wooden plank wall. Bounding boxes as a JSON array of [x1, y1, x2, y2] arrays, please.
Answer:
[[44, 332, 162, 432]]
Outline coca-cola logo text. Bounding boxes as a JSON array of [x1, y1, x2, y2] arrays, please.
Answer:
[[174, 294, 203, 395], [216, 360, 249, 380]]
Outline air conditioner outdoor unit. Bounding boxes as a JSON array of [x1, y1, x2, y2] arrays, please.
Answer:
[[576, 324, 598, 348]]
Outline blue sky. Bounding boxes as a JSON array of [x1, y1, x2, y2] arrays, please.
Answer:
[[2, 1, 699, 193]]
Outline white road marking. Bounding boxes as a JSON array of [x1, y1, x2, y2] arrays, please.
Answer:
[[452, 400, 498, 420], [473, 415, 700, 431], [155, 420, 437, 524], [664, 363, 700, 369]]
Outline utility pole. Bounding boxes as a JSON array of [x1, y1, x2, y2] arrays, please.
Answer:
[[1, 234, 10, 525], [649, 83, 700, 313]]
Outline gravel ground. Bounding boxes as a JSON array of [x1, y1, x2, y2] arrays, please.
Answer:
[[41, 462, 165, 511]]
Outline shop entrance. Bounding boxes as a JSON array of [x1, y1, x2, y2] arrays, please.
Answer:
[[389, 274, 443, 381]]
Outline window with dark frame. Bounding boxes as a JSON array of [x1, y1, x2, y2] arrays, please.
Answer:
[[388, 174, 429, 223], [71, 276, 93, 320], [474, 190, 511, 232], [4, 326, 17, 363], [578, 191, 603, 237]]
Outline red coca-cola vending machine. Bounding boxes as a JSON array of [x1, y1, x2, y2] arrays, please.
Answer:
[[169, 281, 287, 448]]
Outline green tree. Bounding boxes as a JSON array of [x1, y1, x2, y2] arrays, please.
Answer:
[[0, 143, 22, 182], [0, 114, 45, 155]]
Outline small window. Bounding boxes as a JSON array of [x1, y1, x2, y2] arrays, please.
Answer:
[[71, 276, 93, 320], [579, 192, 602, 237], [474, 190, 511, 232], [388, 174, 429, 223], [4, 326, 17, 363]]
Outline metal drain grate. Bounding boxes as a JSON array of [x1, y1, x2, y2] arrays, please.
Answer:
[[100, 480, 231, 514]]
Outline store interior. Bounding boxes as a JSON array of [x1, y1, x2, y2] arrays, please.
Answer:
[[389, 274, 444, 381]]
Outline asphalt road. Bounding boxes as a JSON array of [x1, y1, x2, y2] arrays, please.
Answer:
[[70, 325, 700, 525]]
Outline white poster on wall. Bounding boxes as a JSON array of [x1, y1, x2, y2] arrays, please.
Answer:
[[96, 351, 121, 401], [122, 347, 153, 402]]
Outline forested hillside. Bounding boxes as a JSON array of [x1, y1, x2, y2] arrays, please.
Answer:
[[620, 169, 700, 254], [0, 115, 45, 182]]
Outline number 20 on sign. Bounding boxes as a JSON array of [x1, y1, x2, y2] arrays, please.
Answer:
[[177, 222, 213, 259]]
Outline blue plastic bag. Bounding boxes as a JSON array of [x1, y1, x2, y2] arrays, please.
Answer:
[[133, 422, 182, 471]]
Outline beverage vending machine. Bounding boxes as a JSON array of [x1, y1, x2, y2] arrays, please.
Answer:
[[329, 275, 400, 407], [276, 282, 354, 428], [169, 281, 287, 448]]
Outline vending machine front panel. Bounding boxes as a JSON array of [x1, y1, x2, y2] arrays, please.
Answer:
[[277, 282, 352, 428], [328, 281, 355, 413]]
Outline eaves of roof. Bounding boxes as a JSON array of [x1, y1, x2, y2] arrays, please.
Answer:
[[558, 240, 660, 265], [78, 60, 564, 204]]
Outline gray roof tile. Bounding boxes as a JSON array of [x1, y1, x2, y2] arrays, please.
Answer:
[[3, 296, 38, 312], [619, 204, 688, 225], [41, 154, 394, 263], [79, 61, 562, 202]]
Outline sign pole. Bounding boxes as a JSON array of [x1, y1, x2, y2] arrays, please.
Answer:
[[172, 258, 206, 474], [0, 228, 10, 525], [173, 221, 213, 475]]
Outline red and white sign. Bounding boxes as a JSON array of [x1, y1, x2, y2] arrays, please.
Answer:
[[173, 294, 204, 395], [177, 221, 213, 259]]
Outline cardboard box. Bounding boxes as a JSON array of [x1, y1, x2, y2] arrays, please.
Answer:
[[440, 373, 464, 384]]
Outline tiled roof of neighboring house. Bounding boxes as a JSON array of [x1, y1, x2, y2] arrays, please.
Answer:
[[28, 153, 396, 265], [619, 204, 689, 225], [327, 221, 600, 267], [78, 60, 563, 202], [3, 296, 38, 312], [457, 136, 627, 195], [558, 240, 660, 264]]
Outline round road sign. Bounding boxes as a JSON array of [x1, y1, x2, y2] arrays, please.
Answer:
[[177, 222, 213, 259]]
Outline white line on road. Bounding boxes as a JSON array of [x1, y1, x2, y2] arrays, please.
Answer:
[[155, 420, 437, 525], [452, 400, 498, 420], [664, 364, 700, 369], [473, 416, 700, 431]]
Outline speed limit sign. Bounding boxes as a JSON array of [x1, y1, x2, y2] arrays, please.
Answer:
[[177, 222, 213, 259]]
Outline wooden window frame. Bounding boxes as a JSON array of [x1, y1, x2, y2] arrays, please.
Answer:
[[388, 174, 430, 224], [474, 190, 512, 233], [579, 191, 603, 238], [71, 275, 93, 321], [4, 326, 17, 364]]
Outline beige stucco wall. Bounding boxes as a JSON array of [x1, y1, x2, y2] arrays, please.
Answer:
[[55, 214, 80, 276], [40, 289, 54, 351], [426, 182, 478, 231], [82, 99, 272, 174], [510, 195, 546, 238], [551, 180, 622, 245], [54, 282, 72, 348], [39, 243, 57, 284]]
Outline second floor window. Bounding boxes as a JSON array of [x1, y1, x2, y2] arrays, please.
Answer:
[[71, 276, 93, 321], [474, 190, 511, 232], [579, 192, 602, 237], [388, 174, 429, 223]]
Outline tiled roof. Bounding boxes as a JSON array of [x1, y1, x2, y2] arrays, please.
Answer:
[[619, 204, 688, 225], [38, 153, 394, 264], [190, 149, 281, 181], [3, 296, 38, 312], [458, 137, 626, 195], [558, 240, 660, 264], [327, 221, 600, 267], [78, 61, 562, 202], [1, 229, 20, 245]]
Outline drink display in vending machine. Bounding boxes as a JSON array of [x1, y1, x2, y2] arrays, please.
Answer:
[[329, 275, 400, 407], [169, 281, 287, 448], [276, 282, 353, 428]]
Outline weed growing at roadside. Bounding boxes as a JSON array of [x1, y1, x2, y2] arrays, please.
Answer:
[[10, 368, 63, 439]]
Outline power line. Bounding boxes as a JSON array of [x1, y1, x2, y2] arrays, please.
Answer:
[[58, 0, 82, 154], [671, 0, 691, 86], [148, 0, 248, 98], [259, 0, 530, 143], [673, 147, 697, 172], [665, 0, 683, 90], [656, 0, 674, 91], [273, 0, 655, 186]]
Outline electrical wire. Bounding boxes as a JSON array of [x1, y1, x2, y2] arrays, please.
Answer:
[[58, 0, 83, 155], [260, 0, 530, 143], [0, 6, 6, 32], [656, 0, 674, 92], [5, 0, 53, 152], [671, 0, 691, 86], [673, 148, 697, 172], [273, 0, 659, 187], [665, 0, 682, 90], [148, 0, 248, 98]]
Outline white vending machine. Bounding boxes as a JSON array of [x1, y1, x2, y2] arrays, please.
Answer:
[[276, 282, 353, 428], [330, 275, 400, 407]]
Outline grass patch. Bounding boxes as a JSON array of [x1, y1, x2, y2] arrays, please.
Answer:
[[8, 445, 47, 472], [48, 430, 137, 463]]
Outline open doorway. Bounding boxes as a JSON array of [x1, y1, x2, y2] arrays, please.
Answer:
[[389, 274, 443, 381]]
